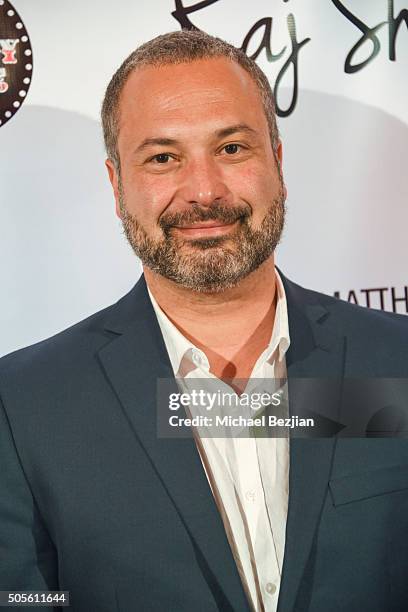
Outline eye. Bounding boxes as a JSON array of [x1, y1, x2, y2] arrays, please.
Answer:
[[223, 143, 241, 155], [152, 153, 172, 164], [144, 151, 178, 172]]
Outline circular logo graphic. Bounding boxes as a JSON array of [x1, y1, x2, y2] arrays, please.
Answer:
[[0, 0, 32, 128]]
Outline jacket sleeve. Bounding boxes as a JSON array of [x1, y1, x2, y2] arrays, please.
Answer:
[[0, 394, 59, 610]]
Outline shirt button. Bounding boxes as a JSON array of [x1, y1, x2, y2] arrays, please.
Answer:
[[265, 582, 277, 595], [192, 351, 202, 366], [245, 490, 256, 502]]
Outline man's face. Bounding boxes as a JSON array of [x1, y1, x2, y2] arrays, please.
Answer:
[[107, 57, 286, 292]]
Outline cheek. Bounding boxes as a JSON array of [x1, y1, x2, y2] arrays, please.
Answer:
[[225, 164, 278, 208], [123, 175, 174, 227]]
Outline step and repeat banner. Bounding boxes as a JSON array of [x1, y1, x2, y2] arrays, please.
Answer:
[[1, 0, 407, 355]]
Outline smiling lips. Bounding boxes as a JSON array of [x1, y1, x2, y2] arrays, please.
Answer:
[[172, 219, 240, 238]]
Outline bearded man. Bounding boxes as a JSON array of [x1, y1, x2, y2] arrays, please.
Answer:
[[1, 30, 408, 612]]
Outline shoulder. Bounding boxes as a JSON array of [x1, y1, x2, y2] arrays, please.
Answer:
[[0, 275, 153, 394], [0, 274, 153, 375], [283, 272, 408, 330], [303, 281, 407, 331], [0, 301, 117, 384], [282, 274, 408, 372]]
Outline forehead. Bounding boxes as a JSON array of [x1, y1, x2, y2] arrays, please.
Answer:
[[117, 57, 268, 147]]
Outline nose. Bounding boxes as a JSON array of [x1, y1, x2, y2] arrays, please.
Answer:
[[177, 156, 233, 207]]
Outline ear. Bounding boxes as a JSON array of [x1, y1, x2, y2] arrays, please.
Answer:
[[105, 159, 122, 219], [275, 141, 288, 200]]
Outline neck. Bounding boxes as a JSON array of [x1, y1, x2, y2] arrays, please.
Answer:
[[144, 257, 277, 382]]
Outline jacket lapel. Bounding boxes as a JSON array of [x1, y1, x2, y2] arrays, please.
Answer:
[[277, 275, 346, 612], [97, 276, 250, 611]]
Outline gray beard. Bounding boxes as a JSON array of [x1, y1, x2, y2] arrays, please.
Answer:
[[119, 186, 286, 293]]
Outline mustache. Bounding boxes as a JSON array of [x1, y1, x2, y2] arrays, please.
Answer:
[[159, 203, 251, 230]]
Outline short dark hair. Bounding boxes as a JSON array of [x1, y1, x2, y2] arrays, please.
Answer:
[[101, 30, 280, 170]]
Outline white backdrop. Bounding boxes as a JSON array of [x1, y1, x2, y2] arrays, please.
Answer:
[[1, 0, 407, 356]]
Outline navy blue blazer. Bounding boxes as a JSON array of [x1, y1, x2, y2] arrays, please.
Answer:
[[1, 273, 408, 612]]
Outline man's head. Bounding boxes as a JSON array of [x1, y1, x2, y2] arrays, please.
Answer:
[[102, 30, 287, 293]]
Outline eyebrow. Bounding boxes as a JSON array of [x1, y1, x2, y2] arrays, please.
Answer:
[[133, 124, 258, 155], [215, 124, 258, 139], [134, 137, 180, 155]]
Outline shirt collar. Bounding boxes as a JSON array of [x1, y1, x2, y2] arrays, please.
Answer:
[[148, 268, 290, 377], [266, 268, 290, 363]]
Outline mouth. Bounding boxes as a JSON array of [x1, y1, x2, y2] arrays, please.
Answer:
[[171, 219, 240, 238]]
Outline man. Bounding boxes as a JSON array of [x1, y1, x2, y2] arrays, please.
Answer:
[[1, 30, 408, 612]]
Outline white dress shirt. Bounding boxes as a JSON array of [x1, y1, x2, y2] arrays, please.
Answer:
[[148, 270, 291, 612]]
